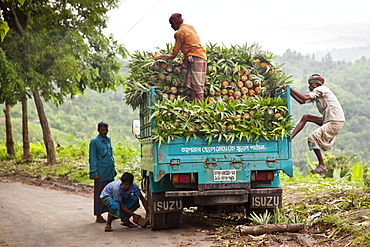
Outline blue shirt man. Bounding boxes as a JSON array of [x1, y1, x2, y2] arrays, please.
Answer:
[[89, 134, 115, 181], [100, 180, 125, 201], [100, 173, 149, 232], [89, 121, 116, 223]]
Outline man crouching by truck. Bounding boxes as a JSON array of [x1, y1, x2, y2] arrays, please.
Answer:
[[100, 172, 149, 232], [281, 74, 345, 174]]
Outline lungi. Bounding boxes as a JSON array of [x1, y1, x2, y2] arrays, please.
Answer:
[[184, 56, 207, 95], [308, 121, 344, 151], [93, 180, 112, 216], [121, 193, 140, 222], [101, 196, 121, 219]]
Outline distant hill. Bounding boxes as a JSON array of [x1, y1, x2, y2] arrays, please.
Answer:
[[0, 87, 139, 146], [314, 44, 370, 62]]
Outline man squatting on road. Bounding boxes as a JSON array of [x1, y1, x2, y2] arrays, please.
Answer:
[[89, 121, 116, 223], [100, 172, 149, 232], [155, 13, 207, 102], [282, 74, 345, 174]]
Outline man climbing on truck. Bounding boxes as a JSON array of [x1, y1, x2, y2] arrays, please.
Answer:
[[281, 74, 345, 174], [155, 13, 207, 102]]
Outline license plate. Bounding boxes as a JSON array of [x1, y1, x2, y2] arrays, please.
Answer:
[[214, 169, 236, 181], [251, 194, 281, 208], [154, 199, 183, 212]]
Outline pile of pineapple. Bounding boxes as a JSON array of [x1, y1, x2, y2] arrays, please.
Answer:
[[125, 43, 294, 144]]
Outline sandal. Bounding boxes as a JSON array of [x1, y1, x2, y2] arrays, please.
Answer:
[[311, 165, 328, 174], [104, 225, 113, 232], [121, 222, 137, 228]]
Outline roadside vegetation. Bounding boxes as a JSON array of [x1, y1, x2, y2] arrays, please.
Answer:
[[0, 138, 141, 186], [207, 174, 370, 246], [185, 161, 370, 246]]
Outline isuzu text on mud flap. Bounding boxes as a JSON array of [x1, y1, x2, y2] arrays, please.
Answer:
[[154, 199, 183, 212], [251, 194, 281, 208], [133, 86, 293, 230]]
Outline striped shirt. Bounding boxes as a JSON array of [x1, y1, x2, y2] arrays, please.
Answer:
[[307, 85, 345, 124]]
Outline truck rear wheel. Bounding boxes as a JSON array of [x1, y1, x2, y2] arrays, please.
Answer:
[[150, 211, 166, 230], [146, 178, 166, 230]]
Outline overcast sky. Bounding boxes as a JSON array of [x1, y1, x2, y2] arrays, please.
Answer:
[[104, 0, 370, 56]]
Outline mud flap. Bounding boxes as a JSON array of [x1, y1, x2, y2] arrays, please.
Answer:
[[246, 188, 282, 215], [149, 192, 183, 230]]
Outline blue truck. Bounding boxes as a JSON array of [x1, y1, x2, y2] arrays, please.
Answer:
[[133, 86, 293, 230]]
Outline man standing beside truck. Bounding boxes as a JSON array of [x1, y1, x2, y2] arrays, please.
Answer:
[[89, 121, 116, 223], [155, 13, 207, 102], [282, 74, 345, 174]]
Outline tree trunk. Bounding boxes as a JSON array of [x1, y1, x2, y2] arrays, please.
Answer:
[[22, 99, 31, 160], [32, 87, 57, 165], [238, 223, 306, 235], [4, 104, 15, 157]]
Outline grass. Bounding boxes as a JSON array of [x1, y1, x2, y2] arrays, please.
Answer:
[[280, 174, 370, 246], [0, 139, 141, 186]]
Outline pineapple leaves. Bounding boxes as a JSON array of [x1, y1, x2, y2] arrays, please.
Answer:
[[125, 43, 294, 143], [149, 97, 294, 144]]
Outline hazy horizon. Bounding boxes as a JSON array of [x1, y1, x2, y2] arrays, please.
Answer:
[[104, 0, 370, 56]]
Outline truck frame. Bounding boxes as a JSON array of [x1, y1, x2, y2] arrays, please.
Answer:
[[134, 86, 293, 230]]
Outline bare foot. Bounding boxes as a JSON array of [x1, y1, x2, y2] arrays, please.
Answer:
[[95, 215, 107, 223], [311, 165, 328, 174]]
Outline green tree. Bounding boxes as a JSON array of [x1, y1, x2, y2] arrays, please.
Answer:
[[0, 0, 128, 164], [0, 0, 25, 41], [0, 48, 25, 157]]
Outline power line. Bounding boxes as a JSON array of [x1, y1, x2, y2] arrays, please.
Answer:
[[106, 0, 126, 20], [117, 0, 162, 41]]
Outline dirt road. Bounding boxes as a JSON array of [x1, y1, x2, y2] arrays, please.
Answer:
[[0, 181, 215, 247]]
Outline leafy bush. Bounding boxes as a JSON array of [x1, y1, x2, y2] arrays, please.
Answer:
[[56, 141, 89, 158], [324, 153, 360, 178], [0, 142, 11, 160], [114, 139, 141, 184], [0, 139, 140, 185], [302, 152, 368, 186]]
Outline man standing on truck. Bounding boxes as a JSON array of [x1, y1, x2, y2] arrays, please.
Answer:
[[282, 74, 345, 174], [155, 13, 207, 102], [89, 121, 116, 223]]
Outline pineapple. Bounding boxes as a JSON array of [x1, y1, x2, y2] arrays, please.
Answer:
[[245, 80, 253, 89]]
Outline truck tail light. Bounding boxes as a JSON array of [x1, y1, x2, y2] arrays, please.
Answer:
[[172, 173, 191, 183], [251, 171, 274, 181]]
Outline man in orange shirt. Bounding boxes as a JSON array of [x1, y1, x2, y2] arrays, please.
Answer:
[[156, 13, 207, 102]]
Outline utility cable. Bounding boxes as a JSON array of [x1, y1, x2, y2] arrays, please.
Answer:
[[106, 0, 126, 20], [116, 0, 162, 41]]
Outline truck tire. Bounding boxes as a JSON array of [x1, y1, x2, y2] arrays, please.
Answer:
[[146, 178, 166, 230], [150, 210, 166, 230], [166, 211, 182, 229]]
